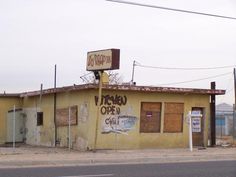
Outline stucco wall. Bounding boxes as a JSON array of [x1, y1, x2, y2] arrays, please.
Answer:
[[88, 90, 210, 149], [21, 88, 211, 150], [21, 90, 93, 150]]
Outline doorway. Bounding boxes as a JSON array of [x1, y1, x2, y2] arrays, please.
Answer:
[[191, 107, 204, 146], [6, 109, 25, 143]]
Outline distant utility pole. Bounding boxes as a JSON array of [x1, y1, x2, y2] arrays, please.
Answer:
[[234, 68, 236, 142], [234, 68, 236, 110]]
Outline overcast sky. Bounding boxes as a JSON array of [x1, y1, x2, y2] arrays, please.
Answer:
[[0, 0, 236, 104]]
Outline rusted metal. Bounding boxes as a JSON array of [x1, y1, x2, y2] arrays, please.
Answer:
[[19, 84, 225, 97]]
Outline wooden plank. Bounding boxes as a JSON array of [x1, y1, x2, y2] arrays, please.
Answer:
[[56, 105, 78, 127], [142, 102, 161, 112], [163, 113, 183, 133], [165, 103, 184, 114], [140, 102, 161, 133]]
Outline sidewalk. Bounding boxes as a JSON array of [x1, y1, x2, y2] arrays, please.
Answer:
[[0, 145, 236, 168]]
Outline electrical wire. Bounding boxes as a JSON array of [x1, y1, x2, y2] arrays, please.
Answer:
[[136, 63, 236, 70], [157, 72, 232, 86], [106, 0, 236, 20]]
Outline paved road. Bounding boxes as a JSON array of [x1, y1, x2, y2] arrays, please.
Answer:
[[0, 160, 235, 177]]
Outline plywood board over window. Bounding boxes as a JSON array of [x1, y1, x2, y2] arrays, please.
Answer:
[[56, 105, 78, 127], [164, 103, 184, 133], [140, 102, 161, 133]]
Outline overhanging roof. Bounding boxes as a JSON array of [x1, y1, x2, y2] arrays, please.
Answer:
[[0, 93, 21, 97], [20, 84, 225, 97]]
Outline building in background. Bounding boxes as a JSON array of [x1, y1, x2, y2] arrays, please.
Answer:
[[216, 103, 234, 137]]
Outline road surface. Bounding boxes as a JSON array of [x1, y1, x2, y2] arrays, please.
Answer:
[[0, 160, 235, 177]]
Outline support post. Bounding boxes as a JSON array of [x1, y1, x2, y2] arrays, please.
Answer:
[[94, 71, 103, 151], [68, 106, 71, 150], [188, 111, 193, 152], [234, 68, 236, 142], [131, 60, 135, 84], [54, 64, 57, 146], [210, 82, 216, 146], [233, 104, 236, 142], [13, 105, 16, 150], [40, 83, 43, 104], [234, 68, 236, 111]]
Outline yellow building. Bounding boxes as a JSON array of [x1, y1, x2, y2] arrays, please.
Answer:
[[0, 94, 22, 145], [0, 84, 225, 150]]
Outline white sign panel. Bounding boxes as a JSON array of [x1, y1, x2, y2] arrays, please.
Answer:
[[192, 117, 201, 133]]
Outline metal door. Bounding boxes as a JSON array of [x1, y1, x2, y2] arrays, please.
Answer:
[[6, 109, 25, 143]]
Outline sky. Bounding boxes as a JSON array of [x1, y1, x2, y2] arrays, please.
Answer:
[[0, 0, 236, 105]]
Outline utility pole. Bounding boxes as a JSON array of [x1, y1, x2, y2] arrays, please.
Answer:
[[210, 82, 216, 146], [234, 68, 236, 111], [234, 68, 236, 142]]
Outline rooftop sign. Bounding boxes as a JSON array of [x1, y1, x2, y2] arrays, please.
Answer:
[[86, 49, 120, 71]]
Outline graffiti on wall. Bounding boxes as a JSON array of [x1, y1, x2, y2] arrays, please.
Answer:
[[95, 94, 127, 115], [102, 115, 137, 133], [94, 94, 137, 133]]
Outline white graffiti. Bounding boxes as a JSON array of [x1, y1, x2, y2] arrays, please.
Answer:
[[101, 115, 137, 134]]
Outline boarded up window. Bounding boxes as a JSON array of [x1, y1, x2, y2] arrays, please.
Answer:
[[56, 105, 78, 127], [140, 102, 161, 133], [164, 103, 184, 133]]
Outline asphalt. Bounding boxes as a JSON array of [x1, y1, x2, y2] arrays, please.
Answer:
[[0, 145, 236, 168]]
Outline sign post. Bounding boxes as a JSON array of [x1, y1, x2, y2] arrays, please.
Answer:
[[188, 111, 193, 152], [13, 105, 16, 151], [86, 49, 120, 151]]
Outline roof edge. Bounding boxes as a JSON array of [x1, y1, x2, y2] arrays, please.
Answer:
[[0, 93, 21, 97], [20, 83, 225, 97]]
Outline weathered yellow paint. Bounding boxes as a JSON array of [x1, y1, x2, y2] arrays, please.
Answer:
[[1, 87, 212, 150], [0, 97, 22, 144], [91, 90, 210, 149]]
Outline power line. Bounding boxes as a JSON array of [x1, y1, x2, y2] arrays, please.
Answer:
[[136, 63, 236, 70], [157, 72, 232, 86], [106, 0, 236, 20]]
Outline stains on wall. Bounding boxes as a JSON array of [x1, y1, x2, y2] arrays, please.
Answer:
[[79, 103, 89, 123], [74, 136, 88, 151]]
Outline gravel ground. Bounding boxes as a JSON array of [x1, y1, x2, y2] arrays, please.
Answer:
[[0, 144, 236, 168]]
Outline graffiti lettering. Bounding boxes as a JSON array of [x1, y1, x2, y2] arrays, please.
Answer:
[[95, 94, 127, 115], [102, 115, 137, 133], [95, 95, 127, 106], [100, 106, 120, 115], [105, 116, 118, 125]]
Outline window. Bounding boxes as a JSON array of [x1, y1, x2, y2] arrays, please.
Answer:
[[164, 103, 184, 133], [140, 102, 161, 133], [37, 112, 43, 126]]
